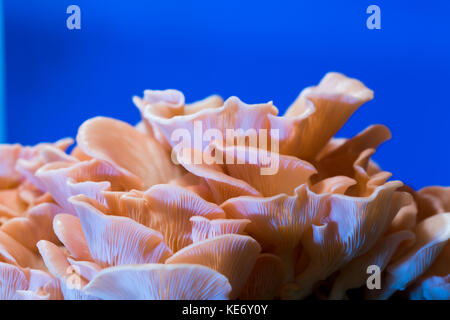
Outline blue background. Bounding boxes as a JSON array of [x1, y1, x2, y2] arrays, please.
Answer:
[[2, 1, 449, 189]]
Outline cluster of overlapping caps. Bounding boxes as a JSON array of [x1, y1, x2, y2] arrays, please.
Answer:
[[0, 72, 449, 300]]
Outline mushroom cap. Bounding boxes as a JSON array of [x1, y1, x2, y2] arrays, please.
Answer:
[[84, 263, 232, 300], [76, 116, 184, 188], [368, 212, 450, 299], [166, 234, 261, 299], [69, 195, 172, 267]]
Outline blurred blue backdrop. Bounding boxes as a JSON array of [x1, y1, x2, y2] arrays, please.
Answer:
[[2, 0, 449, 189]]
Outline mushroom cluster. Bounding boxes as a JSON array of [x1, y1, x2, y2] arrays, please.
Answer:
[[0, 73, 448, 300]]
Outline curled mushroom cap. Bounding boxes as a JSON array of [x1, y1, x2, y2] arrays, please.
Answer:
[[327, 191, 419, 299], [271, 72, 374, 160], [69, 195, 172, 267], [0, 139, 75, 227], [0, 230, 44, 270], [313, 124, 391, 182], [34, 159, 142, 213], [166, 234, 261, 299], [209, 143, 317, 196], [142, 93, 278, 151], [83, 264, 232, 300], [176, 144, 317, 203], [76, 116, 184, 188], [310, 176, 357, 195], [176, 148, 261, 203], [0, 139, 73, 189], [134, 89, 223, 118], [135, 91, 223, 144], [329, 230, 416, 300], [367, 212, 450, 300], [387, 191, 418, 233], [222, 185, 325, 282], [408, 242, 450, 300], [101, 184, 226, 252], [143, 184, 226, 252], [1, 202, 62, 252], [280, 181, 405, 299], [15, 145, 78, 192], [415, 186, 450, 221]]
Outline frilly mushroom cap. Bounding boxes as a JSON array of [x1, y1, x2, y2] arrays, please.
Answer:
[[143, 184, 226, 251], [0, 138, 73, 189], [141, 93, 278, 151], [176, 148, 261, 203], [326, 189, 419, 300], [83, 264, 232, 300], [76, 116, 184, 188], [34, 159, 141, 213], [176, 143, 317, 203], [135, 89, 185, 117], [0, 230, 44, 269], [1, 203, 62, 252], [329, 229, 416, 300], [101, 184, 226, 252], [310, 176, 357, 194], [15, 145, 78, 192], [367, 212, 450, 299], [2, 218, 47, 254], [134, 89, 223, 119], [210, 143, 317, 196], [387, 192, 418, 233], [313, 124, 391, 182], [408, 243, 450, 300], [166, 234, 261, 299], [277, 181, 405, 299], [222, 184, 326, 281], [69, 194, 172, 267], [416, 186, 450, 220], [271, 72, 374, 160]]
